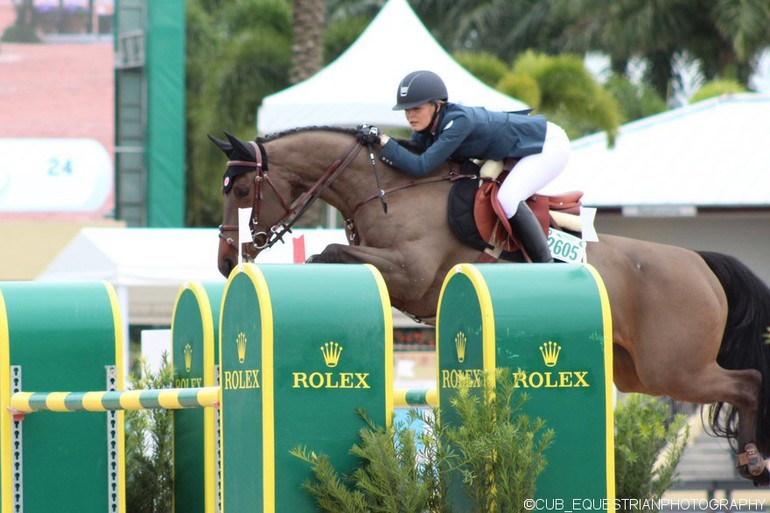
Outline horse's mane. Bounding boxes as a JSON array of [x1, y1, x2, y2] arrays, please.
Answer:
[[257, 126, 356, 143], [256, 125, 425, 156]]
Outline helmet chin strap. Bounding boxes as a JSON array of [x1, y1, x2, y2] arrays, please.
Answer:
[[418, 102, 443, 135]]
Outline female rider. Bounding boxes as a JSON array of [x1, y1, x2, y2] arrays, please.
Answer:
[[359, 70, 571, 263]]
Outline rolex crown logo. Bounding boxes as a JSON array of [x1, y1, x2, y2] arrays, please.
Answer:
[[321, 341, 343, 368], [236, 332, 247, 363], [184, 343, 193, 372], [539, 341, 561, 367], [455, 332, 467, 363]]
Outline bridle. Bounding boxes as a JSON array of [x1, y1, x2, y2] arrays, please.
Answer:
[[218, 139, 364, 259]]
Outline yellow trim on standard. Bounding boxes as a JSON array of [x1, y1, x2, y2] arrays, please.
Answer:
[[171, 281, 218, 513], [0, 288, 10, 513], [434, 266, 457, 410], [169, 284, 185, 513], [434, 263, 497, 407], [103, 280, 127, 513], [218, 267, 239, 513], [456, 264, 496, 376], [241, 264, 276, 513], [193, 283, 217, 513], [583, 263, 616, 511], [364, 264, 394, 427]]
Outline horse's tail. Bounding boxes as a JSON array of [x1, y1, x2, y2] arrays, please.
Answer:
[[698, 251, 770, 454]]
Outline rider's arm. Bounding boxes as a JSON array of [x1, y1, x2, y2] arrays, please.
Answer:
[[380, 114, 471, 177]]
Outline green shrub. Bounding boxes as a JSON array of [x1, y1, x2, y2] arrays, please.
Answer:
[[496, 72, 542, 109], [614, 394, 690, 513], [689, 79, 747, 104], [453, 51, 509, 87], [125, 354, 174, 513], [1, 24, 39, 43], [292, 369, 554, 513], [604, 75, 667, 123]]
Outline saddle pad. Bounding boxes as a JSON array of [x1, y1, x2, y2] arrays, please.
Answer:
[[447, 178, 523, 261]]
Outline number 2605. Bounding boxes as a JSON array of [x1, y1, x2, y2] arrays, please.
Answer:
[[548, 237, 582, 260]]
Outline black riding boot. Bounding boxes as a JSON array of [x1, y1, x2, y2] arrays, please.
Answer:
[[508, 202, 553, 263]]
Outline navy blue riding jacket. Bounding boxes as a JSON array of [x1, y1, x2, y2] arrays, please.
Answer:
[[379, 103, 547, 177]]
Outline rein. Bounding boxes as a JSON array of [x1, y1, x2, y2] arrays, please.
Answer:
[[219, 139, 364, 254], [344, 166, 479, 243]]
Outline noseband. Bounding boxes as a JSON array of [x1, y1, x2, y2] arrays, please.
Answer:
[[219, 138, 364, 259]]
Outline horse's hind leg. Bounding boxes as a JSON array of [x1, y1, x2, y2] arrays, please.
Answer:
[[723, 368, 767, 482], [664, 363, 765, 482]]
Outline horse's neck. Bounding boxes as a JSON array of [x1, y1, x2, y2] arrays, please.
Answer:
[[270, 133, 381, 219]]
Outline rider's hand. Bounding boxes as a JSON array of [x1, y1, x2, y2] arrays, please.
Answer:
[[356, 124, 381, 145]]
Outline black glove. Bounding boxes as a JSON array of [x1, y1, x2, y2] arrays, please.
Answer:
[[356, 124, 381, 145]]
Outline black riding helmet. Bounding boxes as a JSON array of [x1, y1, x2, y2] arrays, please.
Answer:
[[393, 70, 448, 110]]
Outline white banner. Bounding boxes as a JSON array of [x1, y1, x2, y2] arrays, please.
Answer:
[[0, 138, 112, 212]]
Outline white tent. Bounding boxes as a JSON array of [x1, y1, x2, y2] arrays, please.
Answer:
[[37, 227, 349, 324], [37, 227, 352, 330], [36, 227, 349, 378], [541, 93, 770, 209], [256, 0, 528, 134]]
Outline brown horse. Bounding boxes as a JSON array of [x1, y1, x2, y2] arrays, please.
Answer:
[[211, 127, 770, 485]]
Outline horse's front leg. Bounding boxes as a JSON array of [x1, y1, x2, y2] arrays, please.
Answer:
[[307, 241, 408, 284], [306, 243, 432, 314], [307, 243, 400, 268]]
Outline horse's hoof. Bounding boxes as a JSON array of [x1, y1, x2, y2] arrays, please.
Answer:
[[737, 443, 766, 478]]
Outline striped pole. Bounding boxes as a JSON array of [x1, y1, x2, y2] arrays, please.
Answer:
[[11, 387, 437, 412], [393, 387, 437, 408], [10, 387, 220, 413]]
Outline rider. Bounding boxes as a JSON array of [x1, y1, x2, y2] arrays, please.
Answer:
[[358, 70, 571, 263]]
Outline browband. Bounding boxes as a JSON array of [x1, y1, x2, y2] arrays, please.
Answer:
[[222, 140, 269, 193]]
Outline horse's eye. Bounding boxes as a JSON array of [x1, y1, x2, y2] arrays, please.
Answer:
[[234, 185, 250, 198]]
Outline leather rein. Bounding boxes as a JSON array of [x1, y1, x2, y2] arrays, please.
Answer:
[[219, 138, 477, 255]]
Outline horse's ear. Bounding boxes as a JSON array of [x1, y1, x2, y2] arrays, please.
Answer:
[[224, 131, 255, 160], [208, 134, 232, 155]]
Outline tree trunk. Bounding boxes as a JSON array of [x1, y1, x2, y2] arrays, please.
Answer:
[[289, 0, 325, 84], [15, 0, 35, 28], [289, 0, 330, 228]]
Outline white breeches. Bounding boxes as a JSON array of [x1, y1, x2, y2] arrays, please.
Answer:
[[497, 122, 571, 218]]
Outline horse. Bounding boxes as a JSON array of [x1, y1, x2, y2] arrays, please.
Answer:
[[210, 127, 770, 485]]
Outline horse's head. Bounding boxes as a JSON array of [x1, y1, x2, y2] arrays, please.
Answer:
[[210, 132, 293, 278]]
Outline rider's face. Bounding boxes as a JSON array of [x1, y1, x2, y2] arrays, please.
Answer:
[[405, 103, 436, 132]]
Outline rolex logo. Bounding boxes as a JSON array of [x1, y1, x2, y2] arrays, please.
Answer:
[[539, 341, 561, 367], [184, 343, 193, 372], [321, 342, 342, 368], [455, 332, 467, 363], [236, 332, 247, 363]]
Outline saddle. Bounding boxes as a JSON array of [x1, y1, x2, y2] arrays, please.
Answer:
[[448, 167, 583, 262]]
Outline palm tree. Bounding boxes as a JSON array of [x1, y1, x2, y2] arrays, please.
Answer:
[[185, 0, 291, 226], [413, 0, 565, 58], [509, 51, 621, 144], [290, 0, 326, 83], [557, 0, 770, 101], [3, 0, 39, 42]]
